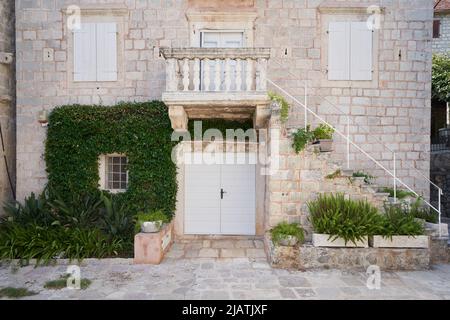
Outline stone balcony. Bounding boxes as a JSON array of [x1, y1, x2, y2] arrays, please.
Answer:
[[161, 47, 271, 131]]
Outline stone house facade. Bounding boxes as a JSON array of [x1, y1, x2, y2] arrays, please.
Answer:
[[433, 0, 450, 53], [11, 0, 435, 237]]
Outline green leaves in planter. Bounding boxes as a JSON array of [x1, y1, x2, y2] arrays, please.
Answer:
[[134, 210, 170, 233], [312, 124, 334, 140], [380, 203, 425, 237], [292, 125, 314, 153], [307, 193, 383, 245], [270, 222, 305, 245], [268, 92, 290, 123], [409, 198, 438, 223]]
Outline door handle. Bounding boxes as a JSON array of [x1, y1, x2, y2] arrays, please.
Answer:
[[220, 188, 227, 199]]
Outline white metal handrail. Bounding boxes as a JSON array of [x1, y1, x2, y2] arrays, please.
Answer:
[[267, 78, 444, 236]]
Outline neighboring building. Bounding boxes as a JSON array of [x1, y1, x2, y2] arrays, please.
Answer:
[[431, 0, 450, 218], [13, 0, 434, 238], [433, 0, 450, 53], [0, 0, 15, 214]]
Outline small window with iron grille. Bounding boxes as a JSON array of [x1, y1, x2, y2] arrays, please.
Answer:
[[98, 154, 128, 192]]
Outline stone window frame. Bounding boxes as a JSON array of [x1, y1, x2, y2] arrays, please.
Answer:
[[186, 11, 257, 47], [319, 8, 382, 88], [98, 153, 129, 193], [63, 7, 128, 89]]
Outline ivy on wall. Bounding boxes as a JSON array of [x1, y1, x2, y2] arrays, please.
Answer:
[[45, 101, 178, 217], [187, 119, 254, 138]]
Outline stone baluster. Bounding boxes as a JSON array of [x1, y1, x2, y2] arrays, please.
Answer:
[[193, 58, 200, 91], [236, 59, 242, 91], [257, 57, 268, 91], [182, 58, 190, 91], [166, 58, 177, 92], [224, 58, 231, 92], [246, 58, 253, 91], [203, 58, 210, 91], [214, 59, 221, 91]]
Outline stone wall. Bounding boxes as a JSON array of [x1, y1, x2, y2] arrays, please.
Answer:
[[431, 151, 450, 217], [15, 0, 433, 202], [265, 235, 431, 271], [432, 13, 450, 54], [0, 0, 15, 214]]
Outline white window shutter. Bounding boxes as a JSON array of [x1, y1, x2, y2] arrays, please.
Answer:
[[73, 23, 96, 82], [96, 23, 118, 82], [328, 22, 350, 81], [350, 22, 373, 81]]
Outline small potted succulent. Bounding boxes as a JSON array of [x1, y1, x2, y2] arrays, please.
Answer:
[[270, 222, 305, 246], [135, 210, 169, 233], [313, 124, 334, 152]]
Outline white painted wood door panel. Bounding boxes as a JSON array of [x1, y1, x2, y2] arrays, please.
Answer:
[[220, 164, 256, 235], [185, 164, 221, 234], [184, 156, 256, 235]]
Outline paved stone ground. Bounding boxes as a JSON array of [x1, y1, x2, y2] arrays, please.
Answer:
[[166, 239, 266, 259], [1, 258, 450, 300]]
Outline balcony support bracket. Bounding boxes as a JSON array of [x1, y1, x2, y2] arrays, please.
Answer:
[[168, 105, 188, 132]]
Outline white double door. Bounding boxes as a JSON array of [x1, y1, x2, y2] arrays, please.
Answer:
[[200, 31, 244, 91], [185, 162, 256, 235]]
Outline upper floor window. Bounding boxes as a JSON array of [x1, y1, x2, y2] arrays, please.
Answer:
[[433, 19, 441, 38], [327, 21, 373, 81], [73, 22, 118, 82], [99, 154, 128, 193]]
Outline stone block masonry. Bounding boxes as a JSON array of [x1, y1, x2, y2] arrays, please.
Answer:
[[15, 0, 433, 203], [0, 0, 15, 214], [432, 13, 450, 54]]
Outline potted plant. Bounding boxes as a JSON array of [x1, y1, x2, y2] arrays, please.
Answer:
[[308, 193, 382, 248], [313, 124, 334, 152], [291, 125, 314, 154], [270, 222, 305, 246], [370, 203, 428, 248], [135, 210, 170, 233]]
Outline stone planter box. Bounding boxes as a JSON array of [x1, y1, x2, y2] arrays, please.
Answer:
[[370, 235, 429, 248], [134, 221, 174, 264], [312, 233, 368, 248]]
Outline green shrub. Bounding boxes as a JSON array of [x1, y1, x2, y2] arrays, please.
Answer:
[[44, 274, 91, 290], [270, 222, 305, 245], [380, 203, 424, 237], [313, 124, 334, 140], [0, 224, 126, 264], [48, 192, 103, 229], [268, 92, 290, 123], [352, 171, 375, 184], [325, 169, 342, 179], [409, 198, 438, 223], [98, 194, 135, 240], [3, 191, 53, 227], [292, 125, 314, 153], [308, 193, 383, 245], [134, 210, 170, 233], [0, 287, 38, 298], [379, 187, 416, 199], [45, 101, 177, 219]]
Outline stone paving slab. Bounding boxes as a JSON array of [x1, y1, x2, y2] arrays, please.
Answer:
[[0, 259, 450, 300]]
